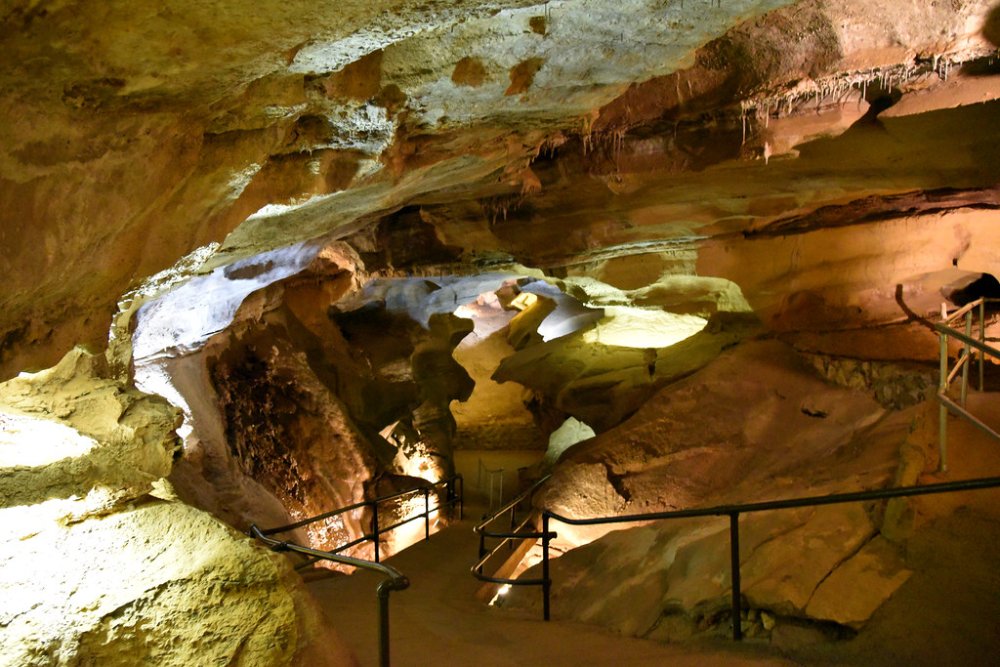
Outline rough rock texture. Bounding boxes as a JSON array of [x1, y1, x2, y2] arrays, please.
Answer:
[[0, 347, 180, 510], [0, 498, 354, 667], [803, 354, 936, 409], [451, 290, 546, 452], [535, 340, 898, 535], [209, 328, 381, 551], [512, 503, 882, 637], [0, 350, 352, 667], [495, 310, 756, 432], [2, 0, 999, 380], [131, 251, 487, 559], [511, 340, 926, 632], [805, 536, 912, 628]]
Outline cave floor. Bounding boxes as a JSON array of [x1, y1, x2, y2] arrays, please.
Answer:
[[307, 397, 1000, 667], [307, 507, 795, 667]]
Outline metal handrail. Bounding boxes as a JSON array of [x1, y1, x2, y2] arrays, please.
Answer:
[[508, 476, 1000, 636], [259, 474, 463, 562], [471, 475, 552, 608], [249, 526, 408, 667], [935, 297, 1000, 471], [249, 475, 463, 666]]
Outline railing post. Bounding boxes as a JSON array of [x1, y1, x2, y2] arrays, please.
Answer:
[[423, 488, 430, 541], [372, 503, 380, 563], [939, 327, 949, 473], [377, 584, 391, 667], [542, 513, 551, 622], [962, 310, 972, 407], [729, 512, 743, 641], [488, 473, 495, 514], [509, 504, 517, 552], [979, 299, 986, 392], [445, 478, 453, 519]]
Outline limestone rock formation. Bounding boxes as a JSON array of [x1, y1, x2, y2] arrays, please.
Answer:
[[513, 340, 925, 633], [0, 349, 353, 667], [2, 0, 999, 380], [805, 536, 912, 629], [209, 328, 381, 550], [2, 0, 1000, 662], [0, 347, 181, 511], [0, 499, 354, 667]]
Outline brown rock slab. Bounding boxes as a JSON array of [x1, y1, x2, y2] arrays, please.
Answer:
[[805, 536, 912, 629]]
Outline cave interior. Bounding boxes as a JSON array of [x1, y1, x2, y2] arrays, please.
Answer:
[[2, 1, 1000, 666]]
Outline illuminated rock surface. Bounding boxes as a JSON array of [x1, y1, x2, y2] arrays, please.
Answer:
[[511, 341, 932, 633], [0, 499, 352, 667], [0, 350, 351, 667], [0, 347, 180, 510], [2, 0, 1000, 664], [2, 0, 999, 378]]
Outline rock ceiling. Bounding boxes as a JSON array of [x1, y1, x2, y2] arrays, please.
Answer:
[[2, 0, 1000, 378]]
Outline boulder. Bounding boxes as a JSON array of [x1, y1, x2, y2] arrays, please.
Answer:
[[0, 347, 180, 511], [0, 499, 354, 667], [0, 348, 355, 667]]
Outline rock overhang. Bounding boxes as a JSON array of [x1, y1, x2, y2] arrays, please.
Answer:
[[1, 0, 999, 377]]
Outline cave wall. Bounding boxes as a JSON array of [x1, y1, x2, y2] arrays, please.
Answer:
[[131, 247, 490, 559], [511, 339, 937, 637], [0, 348, 352, 667], [3, 2, 1000, 662]]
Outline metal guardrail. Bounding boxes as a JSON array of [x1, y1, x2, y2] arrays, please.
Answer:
[[249, 526, 408, 667], [258, 475, 463, 562], [249, 474, 463, 666], [495, 476, 1000, 638], [934, 297, 1000, 471], [471, 475, 552, 614]]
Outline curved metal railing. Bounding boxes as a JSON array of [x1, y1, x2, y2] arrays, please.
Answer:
[[248, 525, 407, 667], [934, 297, 1000, 471], [249, 475, 462, 666], [471, 475, 553, 615]]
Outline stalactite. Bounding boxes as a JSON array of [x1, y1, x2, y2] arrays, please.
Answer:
[[480, 194, 526, 226]]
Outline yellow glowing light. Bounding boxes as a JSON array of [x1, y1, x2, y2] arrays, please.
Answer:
[[0, 411, 97, 467], [581, 307, 707, 349], [488, 583, 512, 606], [509, 292, 538, 311]]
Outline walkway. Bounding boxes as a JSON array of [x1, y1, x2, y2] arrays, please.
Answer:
[[307, 510, 795, 667], [307, 393, 1000, 667]]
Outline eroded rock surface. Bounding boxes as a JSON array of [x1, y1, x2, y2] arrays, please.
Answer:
[[0, 347, 180, 510], [0, 349, 351, 667], [2, 0, 999, 380], [0, 499, 353, 667], [512, 340, 926, 634]]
